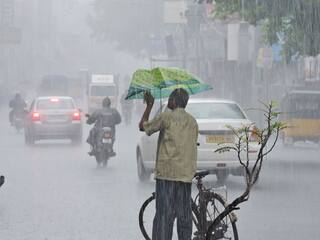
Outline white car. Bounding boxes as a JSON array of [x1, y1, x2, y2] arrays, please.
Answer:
[[136, 98, 259, 182]]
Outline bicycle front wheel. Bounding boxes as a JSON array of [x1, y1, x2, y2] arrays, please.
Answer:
[[205, 193, 238, 240], [139, 193, 155, 240]]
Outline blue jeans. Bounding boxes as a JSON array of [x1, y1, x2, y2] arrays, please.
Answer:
[[152, 179, 192, 240]]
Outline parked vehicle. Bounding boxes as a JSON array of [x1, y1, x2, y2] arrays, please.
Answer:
[[280, 90, 320, 146], [136, 98, 259, 183], [24, 96, 83, 145]]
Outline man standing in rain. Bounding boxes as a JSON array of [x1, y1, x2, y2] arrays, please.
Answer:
[[139, 88, 198, 240]]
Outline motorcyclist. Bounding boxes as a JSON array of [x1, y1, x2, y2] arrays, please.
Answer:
[[86, 97, 121, 156], [9, 93, 27, 125]]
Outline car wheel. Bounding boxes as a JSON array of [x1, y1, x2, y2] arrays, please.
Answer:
[[137, 149, 151, 182], [216, 170, 228, 185]]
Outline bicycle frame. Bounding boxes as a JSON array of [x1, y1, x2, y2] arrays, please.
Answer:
[[192, 172, 234, 240], [192, 172, 224, 239]]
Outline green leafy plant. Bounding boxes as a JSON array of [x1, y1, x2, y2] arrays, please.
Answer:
[[206, 101, 286, 239]]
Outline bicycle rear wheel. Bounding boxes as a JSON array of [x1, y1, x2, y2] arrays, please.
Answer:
[[205, 193, 238, 240], [139, 193, 199, 240]]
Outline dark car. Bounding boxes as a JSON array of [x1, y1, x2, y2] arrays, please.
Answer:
[[24, 96, 83, 145]]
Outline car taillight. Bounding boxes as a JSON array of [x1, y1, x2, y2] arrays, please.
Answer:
[[72, 111, 81, 121], [50, 98, 59, 102], [249, 126, 260, 142], [32, 112, 40, 121], [103, 132, 112, 139]]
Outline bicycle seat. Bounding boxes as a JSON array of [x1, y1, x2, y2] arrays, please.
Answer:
[[194, 170, 210, 179]]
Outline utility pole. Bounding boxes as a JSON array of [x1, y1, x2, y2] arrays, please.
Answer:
[[185, 3, 203, 76]]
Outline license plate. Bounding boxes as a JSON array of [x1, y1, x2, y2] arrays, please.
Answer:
[[206, 135, 234, 144], [102, 138, 112, 144], [104, 132, 112, 138], [217, 163, 226, 167], [46, 115, 68, 122]]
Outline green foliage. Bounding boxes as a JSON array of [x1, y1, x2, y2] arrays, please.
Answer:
[[212, 0, 320, 59], [215, 101, 286, 185], [207, 101, 287, 234], [213, 0, 240, 20]]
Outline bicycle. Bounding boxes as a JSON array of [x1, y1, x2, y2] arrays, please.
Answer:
[[139, 170, 238, 240]]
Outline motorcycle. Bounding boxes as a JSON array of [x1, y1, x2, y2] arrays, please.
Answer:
[[86, 114, 115, 167], [94, 126, 114, 167]]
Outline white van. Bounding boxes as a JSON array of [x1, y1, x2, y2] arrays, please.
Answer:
[[88, 74, 117, 113]]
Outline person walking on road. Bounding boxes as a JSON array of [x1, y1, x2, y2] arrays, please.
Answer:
[[139, 88, 198, 240]]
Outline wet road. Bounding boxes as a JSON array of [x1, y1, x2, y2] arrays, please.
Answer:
[[0, 109, 319, 239]]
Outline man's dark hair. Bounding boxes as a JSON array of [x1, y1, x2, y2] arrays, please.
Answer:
[[169, 88, 189, 108]]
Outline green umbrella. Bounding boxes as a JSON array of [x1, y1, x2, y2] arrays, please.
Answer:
[[125, 67, 212, 100]]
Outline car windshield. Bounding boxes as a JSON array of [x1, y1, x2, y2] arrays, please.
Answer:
[[90, 86, 116, 96], [36, 98, 74, 110], [185, 102, 246, 119]]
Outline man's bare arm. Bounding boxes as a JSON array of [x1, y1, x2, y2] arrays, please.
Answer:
[[139, 91, 154, 132]]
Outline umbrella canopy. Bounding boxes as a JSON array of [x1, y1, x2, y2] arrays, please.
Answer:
[[125, 67, 212, 100]]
